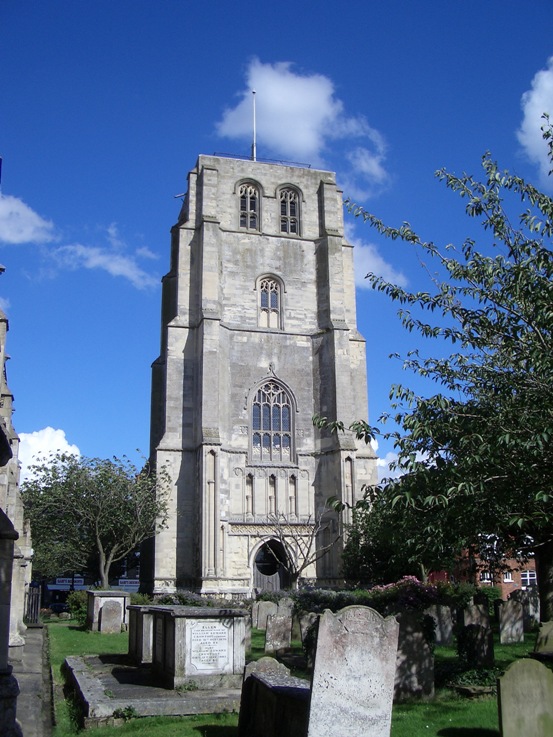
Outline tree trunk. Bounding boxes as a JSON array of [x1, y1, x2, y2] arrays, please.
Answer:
[[534, 539, 553, 622]]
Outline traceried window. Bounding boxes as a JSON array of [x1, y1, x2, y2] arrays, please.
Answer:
[[279, 188, 299, 234], [251, 381, 293, 463], [259, 277, 281, 328], [239, 183, 259, 230]]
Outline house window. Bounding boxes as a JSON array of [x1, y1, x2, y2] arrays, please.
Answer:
[[503, 571, 513, 582], [259, 276, 282, 329], [479, 570, 493, 583], [239, 183, 259, 230], [521, 570, 537, 588], [279, 188, 299, 234], [251, 381, 293, 463]]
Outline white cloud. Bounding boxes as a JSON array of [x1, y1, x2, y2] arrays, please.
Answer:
[[517, 56, 553, 188], [216, 59, 389, 199], [0, 194, 55, 245], [50, 242, 159, 290], [0, 297, 10, 313], [19, 427, 80, 483], [347, 225, 408, 289]]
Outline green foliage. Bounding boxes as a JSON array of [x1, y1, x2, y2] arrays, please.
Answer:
[[474, 586, 502, 615], [66, 590, 88, 626], [113, 705, 139, 721], [340, 116, 553, 619], [292, 577, 441, 616], [21, 453, 170, 588], [155, 590, 213, 606], [130, 592, 153, 605]]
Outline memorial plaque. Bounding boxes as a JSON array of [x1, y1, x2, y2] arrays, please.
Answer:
[[188, 619, 231, 672]]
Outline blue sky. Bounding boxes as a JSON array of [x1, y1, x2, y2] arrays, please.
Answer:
[[1, 2, 552, 480]]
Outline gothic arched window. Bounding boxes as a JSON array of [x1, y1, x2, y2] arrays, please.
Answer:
[[251, 381, 294, 463], [239, 182, 260, 231], [279, 187, 300, 235], [258, 276, 282, 329]]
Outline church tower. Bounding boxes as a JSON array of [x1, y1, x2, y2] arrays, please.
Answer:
[[144, 155, 377, 597]]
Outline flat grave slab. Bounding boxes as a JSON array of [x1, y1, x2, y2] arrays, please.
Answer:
[[64, 653, 241, 728]]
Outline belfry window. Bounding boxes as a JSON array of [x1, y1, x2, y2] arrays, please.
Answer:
[[239, 183, 259, 230], [259, 277, 281, 329], [252, 381, 293, 462], [279, 188, 299, 234]]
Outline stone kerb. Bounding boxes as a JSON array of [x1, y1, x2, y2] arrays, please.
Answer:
[[498, 658, 553, 737], [498, 600, 524, 645], [264, 613, 292, 654], [394, 611, 434, 702], [307, 606, 399, 737], [86, 590, 130, 632], [151, 606, 247, 689]]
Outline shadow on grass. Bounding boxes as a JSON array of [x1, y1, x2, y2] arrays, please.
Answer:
[[191, 721, 238, 737], [437, 730, 498, 737]]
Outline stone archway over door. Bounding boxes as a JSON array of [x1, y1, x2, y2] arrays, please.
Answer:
[[253, 540, 291, 591]]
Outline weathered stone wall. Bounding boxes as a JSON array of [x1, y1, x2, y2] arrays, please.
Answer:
[[144, 156, 377, 596]]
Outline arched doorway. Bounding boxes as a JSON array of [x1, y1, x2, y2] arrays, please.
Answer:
[[253, 540, 291, 592]]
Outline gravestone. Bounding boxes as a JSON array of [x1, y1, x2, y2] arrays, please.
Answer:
[[510, 588, 540, 632], [534, 621, 553, 655], [238, 605, 398, 737], [499, 600, 524, 644], [425, 605, 453, 646], [251, 601, 260, 629], [265, 613, 292, 654], [394, 611, 434, 701], [277, 598, 295, 616], [458, 624, 494, 668], [461, 602, 490, 630], [498, 658, 553, 737], [86, 590, 130, 632], [308, 606, 399, 737], [256, 601, 278, 631], [99, 600, 122, 634], [299, 612, 318, 644]]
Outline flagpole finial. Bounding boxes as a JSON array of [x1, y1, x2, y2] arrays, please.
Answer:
[[251, 90, 257, 162]]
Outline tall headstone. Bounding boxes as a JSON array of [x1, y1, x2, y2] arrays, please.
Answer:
[[394, 611, 434, 701], [461, 602, 490, 630], [510, 588, 540, 632], [498, 659, 553, 737], [256, 601, 278, 631], [534, 621, 553, 655], [424, 604, 453, 646], [498, 600, 524, 644], [308, 606, 399, 737], [265, 613, 292, 654], [458, 624, 494, 669]]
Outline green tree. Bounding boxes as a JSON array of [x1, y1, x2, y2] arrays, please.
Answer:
[[22, 453, 169, 588], [337, 118, 553, 618]]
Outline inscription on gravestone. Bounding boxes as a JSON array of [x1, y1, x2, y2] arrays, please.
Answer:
[[189, 620, 230, 671]]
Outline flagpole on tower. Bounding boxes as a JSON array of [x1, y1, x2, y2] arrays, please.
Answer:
[[251, 90, 257, 162]]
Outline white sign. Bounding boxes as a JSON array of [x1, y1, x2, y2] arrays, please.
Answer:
[[55, 577, 84, 586]]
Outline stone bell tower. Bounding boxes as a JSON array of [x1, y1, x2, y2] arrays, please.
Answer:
[[142, 154, 377, 597]]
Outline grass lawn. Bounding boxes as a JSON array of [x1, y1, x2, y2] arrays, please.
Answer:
[[47, 620, 539, 737]]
